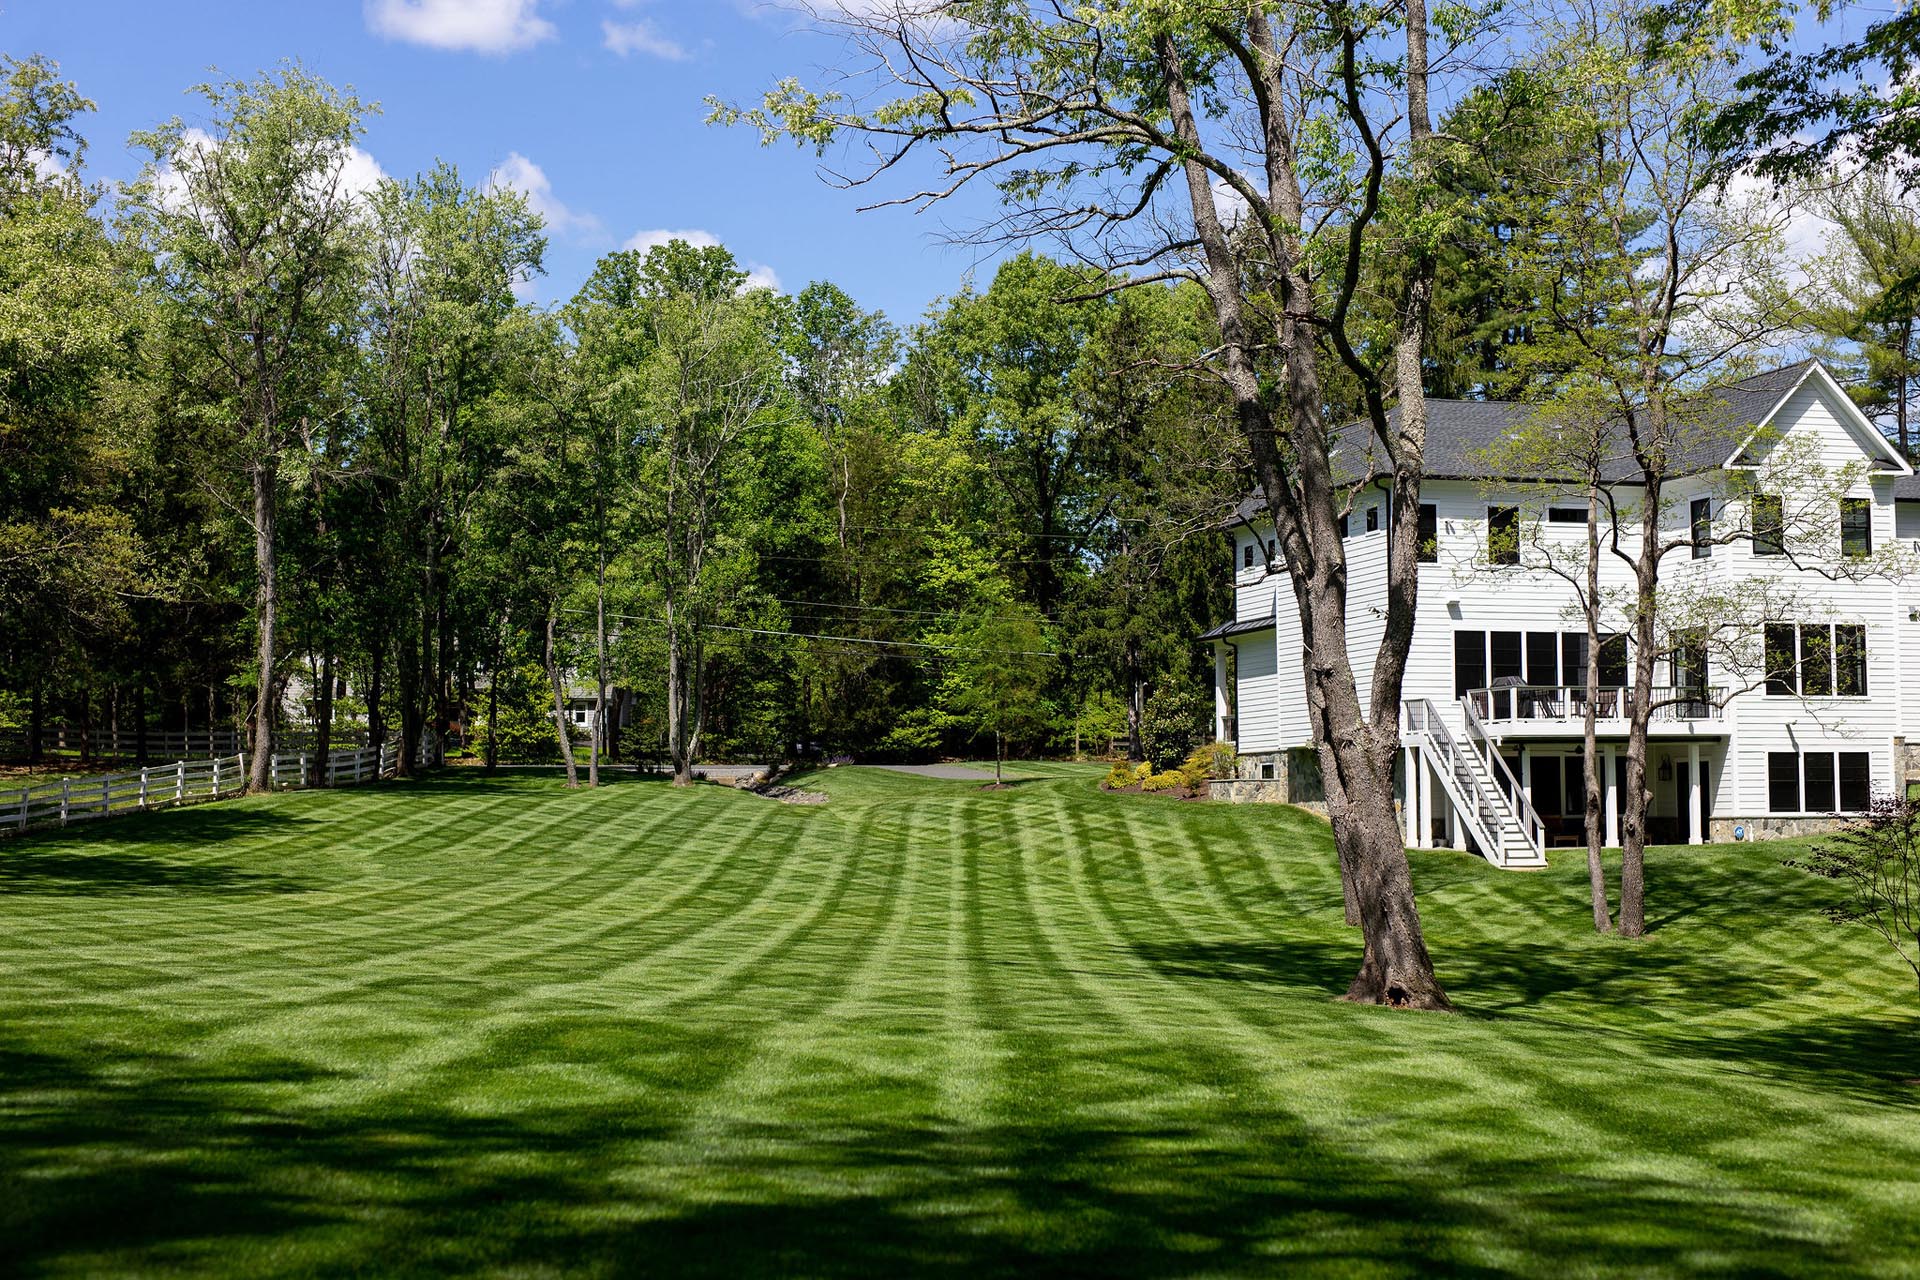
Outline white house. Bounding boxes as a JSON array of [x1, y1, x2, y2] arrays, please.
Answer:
[[1205, 360, 1920, 868]]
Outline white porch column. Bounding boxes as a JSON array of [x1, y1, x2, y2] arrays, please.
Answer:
[[1687, 741, 1703, 845], [1213, 643, 1231, 743], [1416, 750, 1432, 849], [1603, 745, 1619, 848], [1451, 790, 1468, 851], [1405, 744, 1420, 844]]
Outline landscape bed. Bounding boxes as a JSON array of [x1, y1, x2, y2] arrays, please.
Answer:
[[0, 765, 1915, 1277]]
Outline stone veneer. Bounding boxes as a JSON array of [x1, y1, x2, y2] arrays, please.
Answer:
[[1208, 748, 1328, 812], [1709, 815, 1847, 843]]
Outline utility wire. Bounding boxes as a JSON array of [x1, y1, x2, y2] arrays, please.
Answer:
[[570, 609, 1055, 656]]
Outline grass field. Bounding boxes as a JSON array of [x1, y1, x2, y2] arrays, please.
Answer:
[[1, 765, 1916, 1277]]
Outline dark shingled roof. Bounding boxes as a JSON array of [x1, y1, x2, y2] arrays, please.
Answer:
[[1198, 615, 1278, 642], [1230, 359, 1919, 524]]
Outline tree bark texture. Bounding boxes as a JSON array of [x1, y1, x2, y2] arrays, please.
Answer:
[[248, 458, 279, 793], [545, 608, 579, 787]]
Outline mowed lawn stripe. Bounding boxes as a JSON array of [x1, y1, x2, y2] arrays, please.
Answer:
[[1, 765, 1917, 1277]]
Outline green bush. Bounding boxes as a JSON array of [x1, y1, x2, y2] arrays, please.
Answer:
[[1140, 680, 1209, 771], [1102, 762, 1134, 790], [1139, 769, 1187, 793], [1180, 741, 1238, 793]]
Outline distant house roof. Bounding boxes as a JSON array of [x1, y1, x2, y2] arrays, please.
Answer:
[[1229, 360, 1913, 525]]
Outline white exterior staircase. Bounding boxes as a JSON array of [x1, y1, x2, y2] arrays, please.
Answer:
[[1401, 699, 1547, 869]]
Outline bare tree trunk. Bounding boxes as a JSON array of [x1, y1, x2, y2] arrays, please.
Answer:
[[397, 635, 421, 779], [134, 678, 149, 767], [314, 647, 335, 787], [485, 611, 506, 774], [545, 608, 578, 788], [592, 545, 606, 787], [667, 620, 695, 786], [366, 642, 385, 750], [249, 458, 279, 793], [1583, 490, 1612, 932], [1619, 546, 1660, 938]]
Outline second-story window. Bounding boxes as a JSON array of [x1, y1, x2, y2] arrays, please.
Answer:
[[1416, 504, 1437, 562], [1765, 622, 1867, 696], [1487, 506, 1520, 565], [1753, 494, 1784, 556], [1690, 497, 1712, 559], [1365, 505, 1379, 533], [1243, 543, 1254, 569], [1840, 497, 1871, 557]]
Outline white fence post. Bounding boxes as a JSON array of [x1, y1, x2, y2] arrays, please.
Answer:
[[139, 766, 149, 809], [16, 788, 27, 831], [176, 761, 185, 803], [60, 778, 70, 826]]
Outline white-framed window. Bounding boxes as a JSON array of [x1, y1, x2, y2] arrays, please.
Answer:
[[1768, 750, 1872, 814], [1763, 622, 1867, 697]]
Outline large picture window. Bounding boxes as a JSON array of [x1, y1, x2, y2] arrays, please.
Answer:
[[1765, 622, 1866, 697], [1768, 751, 1877, 814]]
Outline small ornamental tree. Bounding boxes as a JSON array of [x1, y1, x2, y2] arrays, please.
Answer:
[[1787, 794, 1920, 1000], [948, 606, 1052, 786]]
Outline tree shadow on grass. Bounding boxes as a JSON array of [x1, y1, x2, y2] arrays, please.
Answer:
[[0, 810, 316, 895], [1649, 1013, 1920, 1106], [1128, 934, 1795, 1016], [0, 1038, 1884, 1277]]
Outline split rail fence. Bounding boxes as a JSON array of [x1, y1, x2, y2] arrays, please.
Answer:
[[1, 743, 399, 837]]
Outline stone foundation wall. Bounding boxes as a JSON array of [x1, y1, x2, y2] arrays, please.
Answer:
[[1708, 815, 1847, 843], [1209, 748, 1327, 812]]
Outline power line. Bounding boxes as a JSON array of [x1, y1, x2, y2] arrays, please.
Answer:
[[771, 596, 1059, 624], [571, 609, 1055, 656]]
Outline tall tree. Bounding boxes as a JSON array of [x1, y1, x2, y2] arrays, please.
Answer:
[[0, 55, 138, 748], [717, 0, 1481, 1006], [1493, 0, 1799, 936], [1801, 173, 1920, 460], [629, 241, 785, 786], [124, 64, 370, 791]]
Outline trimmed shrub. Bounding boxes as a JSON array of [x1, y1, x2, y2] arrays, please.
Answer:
[[1140, 770, 1187, 793], [1179, 741, 1238, 794], [1140, 681, 1209, 771]]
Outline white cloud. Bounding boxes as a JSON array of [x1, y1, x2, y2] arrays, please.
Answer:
[[486, 151, 603, 239], [365, 0, 556, 53], [602, 17, 687, 60], [622, 228, 783, 292], [146, 129, 389, 214]]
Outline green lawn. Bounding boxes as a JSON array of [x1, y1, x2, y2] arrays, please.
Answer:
[[1, 767, 1916, 1277]]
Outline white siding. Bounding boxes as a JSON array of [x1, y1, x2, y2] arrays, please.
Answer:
[[1220, 369, 1917, 812]]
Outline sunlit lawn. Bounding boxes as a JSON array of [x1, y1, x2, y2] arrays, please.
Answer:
[[1, 765, 1915, 1276]]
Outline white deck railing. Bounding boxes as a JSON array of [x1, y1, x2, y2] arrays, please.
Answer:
[[1465, 685, 1724, 726]]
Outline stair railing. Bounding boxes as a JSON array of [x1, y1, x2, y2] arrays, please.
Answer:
[[1459, 696, 1547, 857]]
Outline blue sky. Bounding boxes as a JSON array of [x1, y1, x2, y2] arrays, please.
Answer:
[[7, 0, 1008, 326]]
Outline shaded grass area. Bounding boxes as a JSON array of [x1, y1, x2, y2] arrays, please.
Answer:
[[0, 765, 1916, 1277]]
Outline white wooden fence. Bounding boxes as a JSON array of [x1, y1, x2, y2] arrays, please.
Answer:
[[1, 743, 399, 837]]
